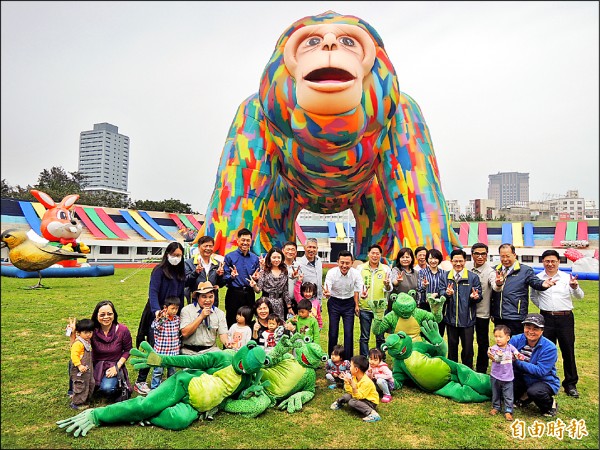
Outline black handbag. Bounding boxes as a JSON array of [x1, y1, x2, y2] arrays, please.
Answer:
[[114, 369, 131, 403]]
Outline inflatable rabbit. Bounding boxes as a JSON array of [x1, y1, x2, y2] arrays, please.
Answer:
[[30, 190, 90, 266]]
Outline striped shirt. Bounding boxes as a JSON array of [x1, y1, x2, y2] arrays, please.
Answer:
[[152, 315, 181, 355], [416, 267, 447, 306]]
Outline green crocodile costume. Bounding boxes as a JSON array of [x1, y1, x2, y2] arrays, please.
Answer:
[[56, 341, 267, 436], [221, 333, 327, 417], [381, 320, 492, 403], [371, 290, 445, 343]]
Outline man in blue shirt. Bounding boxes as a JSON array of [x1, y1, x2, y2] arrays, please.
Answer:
[[222, 228, 260, 327], [510, 313, 560, 417]]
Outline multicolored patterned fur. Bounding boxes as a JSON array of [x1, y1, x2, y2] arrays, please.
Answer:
[[202, 11, 460, 259]]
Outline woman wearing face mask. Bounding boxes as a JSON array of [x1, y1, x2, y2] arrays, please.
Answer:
[[134, 241, 185, 395]]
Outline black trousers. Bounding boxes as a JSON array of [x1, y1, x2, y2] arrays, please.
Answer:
[[541, 311, 578, 389], [513, 376, 555, 414], [474, 317, 491, 374], [493, 318, 523, 338], [446, 324, 475, 369], [225, 287, 256, 328]]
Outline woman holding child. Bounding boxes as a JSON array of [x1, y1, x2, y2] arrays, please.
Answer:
[[68, 300, 133, 402]]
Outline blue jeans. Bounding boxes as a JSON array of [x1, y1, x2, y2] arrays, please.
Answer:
[[327, 297, 356, 359], [491, 376, 514, 413], [359, 309, 385, 358], [375, 378, 394, 396], [98, 375, 118, 397], [151, 366, 176, 389]]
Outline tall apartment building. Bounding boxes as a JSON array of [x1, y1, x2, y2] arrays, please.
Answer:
[[487, 172, 529, 209], [78, 123, 130, 195]]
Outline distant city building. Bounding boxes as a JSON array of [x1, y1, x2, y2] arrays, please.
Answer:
[[470, 199, 496, 220], [445, 200, 461, 221], [78, 122, 130, 195], [548, 190, 586, 220], [584, 200, 598, 220], [297, 208, 356, 225], [488, 172, 529, 209], [529, 201, 552, 221]]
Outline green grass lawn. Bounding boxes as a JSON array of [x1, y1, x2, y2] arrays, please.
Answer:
[[1, 268, 598, 448]]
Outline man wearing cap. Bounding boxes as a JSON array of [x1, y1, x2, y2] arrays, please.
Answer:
[[491, 244, 555, 337], [530, 249, 585, 399], [509, 313, 560, 417], [180, 281, 229, 355]]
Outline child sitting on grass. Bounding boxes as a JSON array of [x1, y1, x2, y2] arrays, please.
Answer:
[[325, 345, 351, 389], [366, 348, 395, 403], [330, 355, 381, 422], [69, 318, 95, 410], [286, 299, 320, 345]]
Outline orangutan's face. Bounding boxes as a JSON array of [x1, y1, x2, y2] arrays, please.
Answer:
[[283, 24, 376, 115]]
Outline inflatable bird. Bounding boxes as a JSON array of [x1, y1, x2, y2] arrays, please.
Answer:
[[1, 229, 87, 289]]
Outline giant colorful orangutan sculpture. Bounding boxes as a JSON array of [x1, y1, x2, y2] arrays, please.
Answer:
[[202, 11, 460, 259]]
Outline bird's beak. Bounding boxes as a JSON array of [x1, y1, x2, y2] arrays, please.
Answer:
[[0, 241, 6, 248]]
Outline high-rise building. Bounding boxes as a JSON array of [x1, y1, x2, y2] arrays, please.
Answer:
[[487, 172, 529, 209], [78, 123, 129, 195]]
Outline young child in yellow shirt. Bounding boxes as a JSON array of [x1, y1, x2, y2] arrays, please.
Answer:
[[330, 355, 381, 422], [69, 318, 95, 410]]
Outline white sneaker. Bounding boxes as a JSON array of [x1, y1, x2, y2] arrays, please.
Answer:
[[134, 382, 150, 395]]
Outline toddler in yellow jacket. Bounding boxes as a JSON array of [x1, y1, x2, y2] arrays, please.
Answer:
[[330, 355, 381, 422]]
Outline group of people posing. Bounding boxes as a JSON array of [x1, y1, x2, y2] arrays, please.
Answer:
[[66, 228, 585, 424]]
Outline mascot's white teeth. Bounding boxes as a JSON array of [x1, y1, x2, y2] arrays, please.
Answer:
[[305, 68, 354, 83]]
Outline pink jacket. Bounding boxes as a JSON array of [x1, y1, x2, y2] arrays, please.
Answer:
[[366, 362, 393, 381]]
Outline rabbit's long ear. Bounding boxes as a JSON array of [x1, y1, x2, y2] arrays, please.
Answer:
[[30, 190, 56, 208], [60, 194, 80, 209]]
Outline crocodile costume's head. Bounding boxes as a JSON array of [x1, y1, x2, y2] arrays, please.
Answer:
[[296, 336, 328, 369], [391, 290, 418, 319], [381, 331, 413, 360], [233, 341, 268, 375]]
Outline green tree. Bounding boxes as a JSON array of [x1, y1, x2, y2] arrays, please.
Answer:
[[79, 191, 131, 209], [34, 167, 84, 201], [132, 198, 193, 213], [1, 178, 34, 200], [2, 167, 194, 212]]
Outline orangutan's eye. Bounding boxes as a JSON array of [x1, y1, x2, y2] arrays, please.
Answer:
[[306, 37, 321, 46], [339, 36, 355, 47]]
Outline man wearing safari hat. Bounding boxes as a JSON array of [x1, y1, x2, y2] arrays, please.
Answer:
[[509, 313, 560, 417], [179, 281, 229, 355]]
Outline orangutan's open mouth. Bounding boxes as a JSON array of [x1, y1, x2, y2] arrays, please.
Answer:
[[304, 68, 355, 83]]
